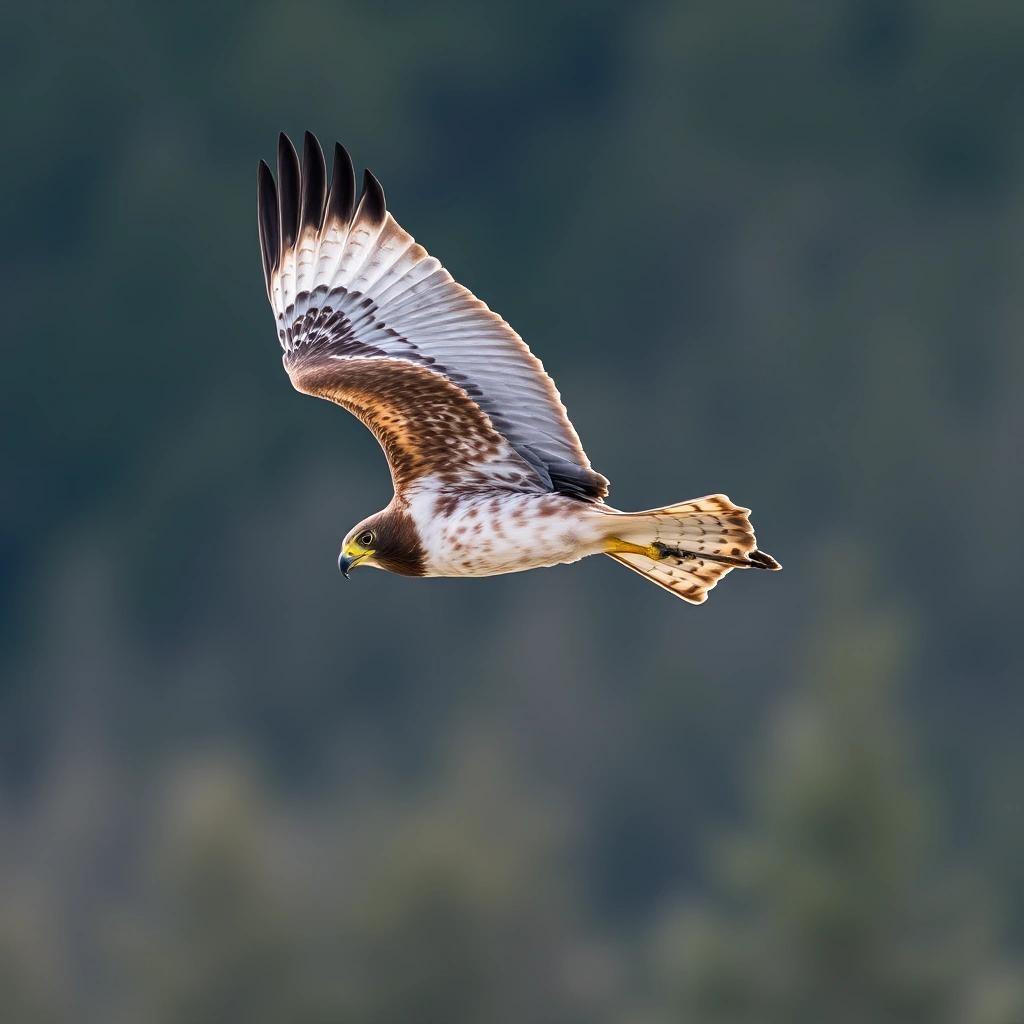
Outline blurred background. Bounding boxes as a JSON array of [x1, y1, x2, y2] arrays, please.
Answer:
[[2, 2, 1024, 1021]]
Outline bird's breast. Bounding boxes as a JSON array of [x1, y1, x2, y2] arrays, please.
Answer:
[[404, 485, 607, 577]]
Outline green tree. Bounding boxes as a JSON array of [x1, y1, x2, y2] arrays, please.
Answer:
[[643, 546, 1024, 1024]]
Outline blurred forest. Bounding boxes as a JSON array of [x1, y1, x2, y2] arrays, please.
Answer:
[[2, 1, 1024, 1021]]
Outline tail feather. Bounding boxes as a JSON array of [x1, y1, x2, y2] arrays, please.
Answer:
[[603, 494, 780, 605]]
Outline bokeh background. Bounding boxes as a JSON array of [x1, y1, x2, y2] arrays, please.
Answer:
[[3, 2, 1024, 1021]]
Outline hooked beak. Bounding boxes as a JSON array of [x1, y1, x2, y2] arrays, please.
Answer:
[[338, 546, 371, 578]]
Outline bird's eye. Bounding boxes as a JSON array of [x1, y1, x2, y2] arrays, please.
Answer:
[[358, 530, 375, 547]]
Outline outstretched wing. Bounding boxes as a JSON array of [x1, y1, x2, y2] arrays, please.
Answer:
[[257, 132, 608, 501]]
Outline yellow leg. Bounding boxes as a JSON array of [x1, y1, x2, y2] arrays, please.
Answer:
[[604, 537, 665, 559]]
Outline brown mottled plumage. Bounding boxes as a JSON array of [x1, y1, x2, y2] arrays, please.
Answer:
[[257, 132, 781, 603], [292, 358, 516, 491]]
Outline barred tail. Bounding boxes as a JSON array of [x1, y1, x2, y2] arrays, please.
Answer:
[[603, 494, 781, 605]]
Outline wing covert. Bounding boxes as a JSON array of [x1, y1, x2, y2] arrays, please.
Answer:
[[290, 355, 540, 494]]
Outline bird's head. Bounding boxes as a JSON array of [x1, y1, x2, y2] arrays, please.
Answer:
[[338, 518, 380, 577], [338, 507, 427, 579]]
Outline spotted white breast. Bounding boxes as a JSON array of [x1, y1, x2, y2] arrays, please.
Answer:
[[404, 486, 610, 577]]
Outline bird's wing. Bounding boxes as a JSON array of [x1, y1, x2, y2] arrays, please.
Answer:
[[257, 132, 609, 501]]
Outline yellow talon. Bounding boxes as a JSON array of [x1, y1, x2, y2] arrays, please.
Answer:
[[604, 537, 665, 559]]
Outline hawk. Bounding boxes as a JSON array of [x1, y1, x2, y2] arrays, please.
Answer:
[[257, 133, 780, 604]]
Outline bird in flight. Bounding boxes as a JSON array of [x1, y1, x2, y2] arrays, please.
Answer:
[[257, 132, 780, 603]]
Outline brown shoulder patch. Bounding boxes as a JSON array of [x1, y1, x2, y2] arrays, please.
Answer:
[[290, 356, 535, 493]]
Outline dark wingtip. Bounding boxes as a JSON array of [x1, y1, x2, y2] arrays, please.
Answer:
[[357, 167, 387, 225], [326, 142, 356, 226], [257, 159, 280, 295], [277, 132, 301, 253], [300, 131, 327, 234], [749, 549, 782, 570]]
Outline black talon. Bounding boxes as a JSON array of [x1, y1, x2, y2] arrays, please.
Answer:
[[653, 542, 693, 560]]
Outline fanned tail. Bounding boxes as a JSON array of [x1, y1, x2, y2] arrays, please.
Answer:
[[603, 494, 780, 605]]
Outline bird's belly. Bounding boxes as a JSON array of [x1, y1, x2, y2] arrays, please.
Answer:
[[406, 489, 607, 577]]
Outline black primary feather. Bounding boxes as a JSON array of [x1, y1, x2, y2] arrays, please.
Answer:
[[257, 159, 280, 295], [277, 132, 301, 255], [355, 167, 387, 226], [300, 131, 327, 234], [327, 142, 356, 225]]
